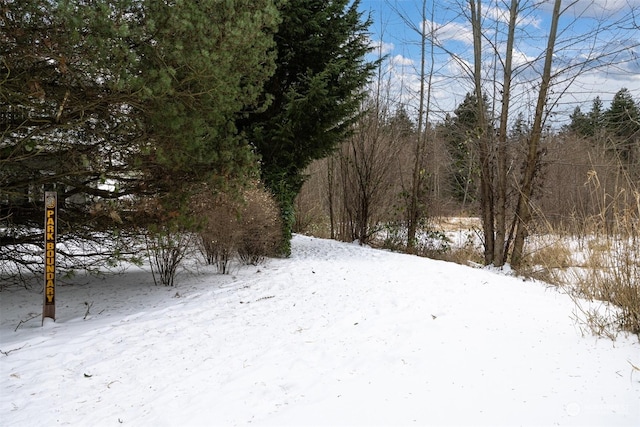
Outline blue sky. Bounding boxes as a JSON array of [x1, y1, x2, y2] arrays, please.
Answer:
[[356, 0, 640, 125]]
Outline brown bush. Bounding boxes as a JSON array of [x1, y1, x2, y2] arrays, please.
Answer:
[[192, 183, 282, 273], [236, 186, 283, 265]]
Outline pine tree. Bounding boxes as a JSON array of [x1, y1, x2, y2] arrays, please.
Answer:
[[604, 88, 640, 163], [567, 106, 589, 135], [1, 0, 279, 271], [131, 0, 281, 219], [566, 97, 605, 137], [240, 0, 377, 255], [588, 97, 605, 136], [443, 93, 491, 205]]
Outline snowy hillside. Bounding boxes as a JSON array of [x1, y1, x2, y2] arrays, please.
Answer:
[[1, 234, 639, 426]]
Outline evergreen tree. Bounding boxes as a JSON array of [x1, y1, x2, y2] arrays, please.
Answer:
[[567, 106, 588, 135], [133, 0, 279, 207], [510, 112, 530, 139], [588, 97, 605, 136], [604, 88, 640, 163], [1, 0, 279, 271], [443, 93, 490, 205], [240, 0, 377, 255], [566, 97, 604, 137], [387, 106, 415, 139]]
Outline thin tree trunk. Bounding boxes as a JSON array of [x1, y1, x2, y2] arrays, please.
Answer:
[[494, 0, 519, 267], [470, 0, 494, 264], [327, 155, 335, 240], [511, 0, 562, 267], [407, 0, 430, 253]]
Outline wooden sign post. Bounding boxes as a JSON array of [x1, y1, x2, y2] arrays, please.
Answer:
[[43, 191, 57, 323]]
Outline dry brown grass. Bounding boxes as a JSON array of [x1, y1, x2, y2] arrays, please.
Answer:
[[444, 244, 485, 266], [556, 171, 639, 338], [518, 237, 574, 284], [571, 236, 639, 337]]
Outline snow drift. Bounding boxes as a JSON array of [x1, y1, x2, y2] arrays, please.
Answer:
[[1, 234, 638, 426]]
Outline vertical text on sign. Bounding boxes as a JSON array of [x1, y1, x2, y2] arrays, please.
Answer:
[[43, 191, 56, 322]]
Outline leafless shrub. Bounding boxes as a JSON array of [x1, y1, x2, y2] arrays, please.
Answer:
[[192, 183, 282, 273], [193, 189, 241, 274], [145, 226, 192, 286], [198, 233, 235, 274], [236, 186, 282, 265]]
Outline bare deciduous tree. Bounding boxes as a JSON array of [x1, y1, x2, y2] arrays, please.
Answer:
[[465, 0, 639, 267], [389, 0, 439, 251]]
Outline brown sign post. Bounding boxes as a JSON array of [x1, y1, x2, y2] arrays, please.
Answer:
[[43, 191, 57, 323]]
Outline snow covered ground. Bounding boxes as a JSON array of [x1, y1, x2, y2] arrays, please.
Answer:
[[1, 234, 639, 426]]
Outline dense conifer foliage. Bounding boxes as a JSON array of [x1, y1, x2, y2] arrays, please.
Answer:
[[565, 88, 640, 175], [1, 0, 279, 270], [239, 0, 377, 255]]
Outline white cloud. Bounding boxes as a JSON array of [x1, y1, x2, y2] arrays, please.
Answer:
[[482, 5, 542, 29], [511, 49, 539, 73], [368, 38, 395, 56], [380, 41, 395, 55], [390, 54, 414, 67], [544, 0, 640, 18], [424, 20, 474, 46]]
